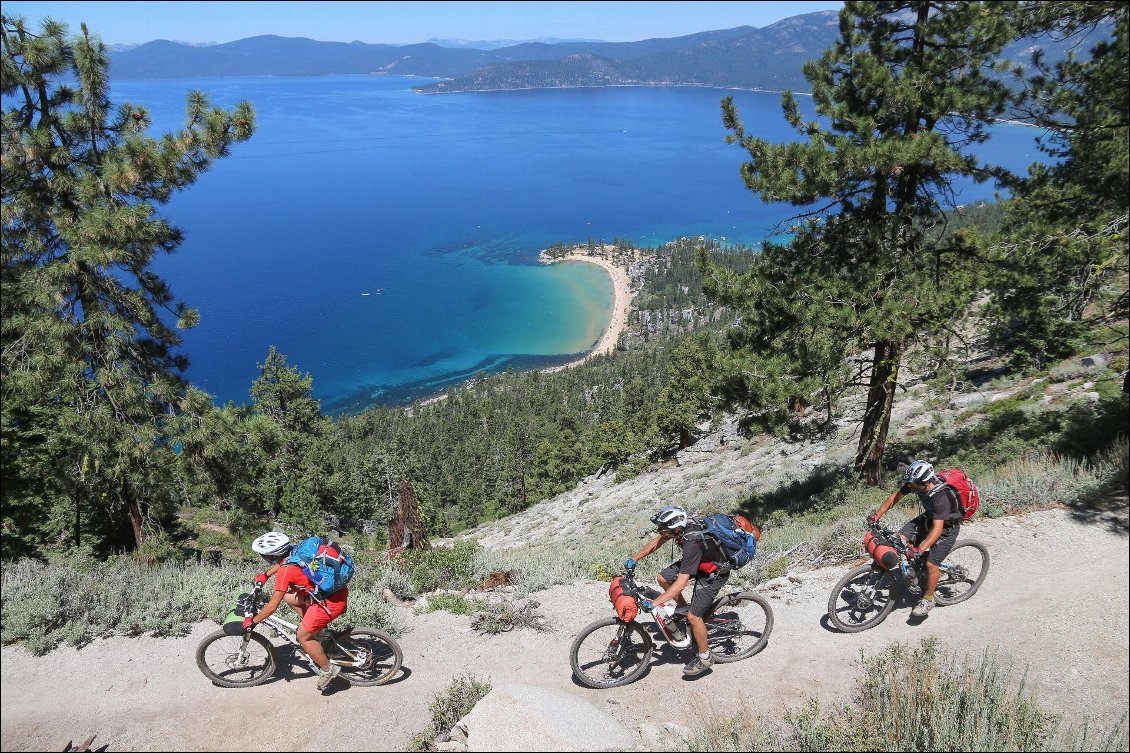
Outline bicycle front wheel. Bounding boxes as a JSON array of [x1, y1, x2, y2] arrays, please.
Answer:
[[328, 627, 403, 686], [569, 617, 653, 689], [827, 564, 896, 633], [934, 540, 990, 606], [705, 592, 773, 662], [196, 630, 277, 688]]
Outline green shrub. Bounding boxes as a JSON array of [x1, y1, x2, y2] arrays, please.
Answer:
[[589, 561, 616, 582], [398, 540, 481, 594], [762, 557, 790, 582], [683, 639, 1129, 752], [417, 593, 483, 616], [408, 674, 493, 751]]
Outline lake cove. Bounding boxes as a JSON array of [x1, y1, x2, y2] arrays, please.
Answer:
[[116, 76, 1041, 410]]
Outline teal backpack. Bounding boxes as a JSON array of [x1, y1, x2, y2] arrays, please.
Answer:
[[288, 536, 354, 596], [698, 514, 757, 569]]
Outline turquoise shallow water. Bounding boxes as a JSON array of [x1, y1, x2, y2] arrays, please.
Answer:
[[111, 76, 1042, 411]]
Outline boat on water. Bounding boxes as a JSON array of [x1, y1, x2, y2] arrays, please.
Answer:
[[361, 292, 371, 296]]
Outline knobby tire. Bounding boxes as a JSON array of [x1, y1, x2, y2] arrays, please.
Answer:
[[195, 630, 278, 688], [705, 592, 774, 663], [569, 617, 653, 689], [329, 627, 403, 686], [933, 539, 990, 606], [827, 563, 897, 633]]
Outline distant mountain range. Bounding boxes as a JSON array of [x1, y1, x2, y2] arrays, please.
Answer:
[[107, 10, 1106, 95], [425, 37, 607, 50]]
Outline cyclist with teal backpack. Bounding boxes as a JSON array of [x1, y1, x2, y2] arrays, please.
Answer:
[[243, 532, 352, 692], [626, 505, 752, 677]]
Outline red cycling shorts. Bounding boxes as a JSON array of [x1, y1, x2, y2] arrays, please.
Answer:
[[299, 591, 348, 634]]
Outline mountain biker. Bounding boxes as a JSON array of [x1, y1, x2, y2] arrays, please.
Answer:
[[244, 532, 348, 691], [625, 505, 729, 676], [868, 460, 963, 619]]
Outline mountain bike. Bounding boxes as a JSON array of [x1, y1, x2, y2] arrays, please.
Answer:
[[827, 521, 990, 633], [570, 566, 774, 688], [195, 583, 403, 688]]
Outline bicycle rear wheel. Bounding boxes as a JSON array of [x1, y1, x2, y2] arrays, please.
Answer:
[[327, 627, 403, 686], [569, 617, 653, 689], [705, 592, 773, 662], [196, 630, 277, 688], [934, 540, 990, 606], [827, 564, 896, 633]]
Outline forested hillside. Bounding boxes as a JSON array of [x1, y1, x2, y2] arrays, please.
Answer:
[[2, 2, 1126, 565]]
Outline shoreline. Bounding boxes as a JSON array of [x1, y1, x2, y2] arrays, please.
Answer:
[[537, 246, 635, 373], [416, 246, 633, 408]]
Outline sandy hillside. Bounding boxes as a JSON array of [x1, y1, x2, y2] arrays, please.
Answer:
[[2, 506, 1126, 752]]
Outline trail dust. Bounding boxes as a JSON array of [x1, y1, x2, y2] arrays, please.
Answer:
[[1, 506, 1127, 751]]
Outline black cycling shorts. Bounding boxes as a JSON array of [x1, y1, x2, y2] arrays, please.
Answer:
[[899, 514, 960, 566], [658, 564, 730, 617]]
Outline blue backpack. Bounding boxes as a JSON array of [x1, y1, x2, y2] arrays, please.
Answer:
[[288, 536, 354, 596], [699, 514, 757, 569]]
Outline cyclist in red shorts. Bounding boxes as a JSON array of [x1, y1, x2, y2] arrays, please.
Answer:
[[243, 532, 348, 691]]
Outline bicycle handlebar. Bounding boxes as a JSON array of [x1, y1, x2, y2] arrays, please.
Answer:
[[867, 521, 912, 556]]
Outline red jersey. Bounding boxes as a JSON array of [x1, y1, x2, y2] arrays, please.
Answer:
[[274, 563, 348, 601]]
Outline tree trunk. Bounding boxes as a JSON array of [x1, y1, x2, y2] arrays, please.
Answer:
[[127, 495, 145, 547], [73, 490, 81, 547], [854, 339, 904, 485]]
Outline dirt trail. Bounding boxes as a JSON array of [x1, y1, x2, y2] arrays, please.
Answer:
[[2, 507, 1127, 752]]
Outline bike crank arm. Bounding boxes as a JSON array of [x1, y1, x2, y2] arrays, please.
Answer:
[[329, 653, 369, 668]]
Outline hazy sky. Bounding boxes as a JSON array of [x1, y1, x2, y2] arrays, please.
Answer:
[[3, 1, 843, 46]]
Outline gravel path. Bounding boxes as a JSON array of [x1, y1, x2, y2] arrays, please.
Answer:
[[2, 507, 1126, 752]]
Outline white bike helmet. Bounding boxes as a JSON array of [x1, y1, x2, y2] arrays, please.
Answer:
[[901, 460, 936, 486], [251, 531, 292, 561], [650, 505, 689, 532]]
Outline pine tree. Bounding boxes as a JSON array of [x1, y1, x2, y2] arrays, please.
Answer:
[[248, 347, 338, 532], [702, 1, 1015, 482], [1, 16, 254, 549], [985, 2, 1128, 372]]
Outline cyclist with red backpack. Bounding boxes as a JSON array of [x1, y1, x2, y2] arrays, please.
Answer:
[[243, 532, 350, 692], [868, 461, 963, 619], [625, 505, 731, 676]]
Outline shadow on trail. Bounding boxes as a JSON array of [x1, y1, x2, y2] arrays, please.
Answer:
[[1067, 486, 1129, 536], [275, 646, 413, 689]]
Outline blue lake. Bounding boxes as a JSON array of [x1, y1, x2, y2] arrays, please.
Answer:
[[112, 76, 1041, 412]]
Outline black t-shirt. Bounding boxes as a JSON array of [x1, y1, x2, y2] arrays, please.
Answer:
[[900, 482, 962, 522], [676, 523, 727, 575]]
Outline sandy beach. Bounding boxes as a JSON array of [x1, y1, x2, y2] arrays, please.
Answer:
[[415, 246, 634, 408], [537, 246, 635, 373]]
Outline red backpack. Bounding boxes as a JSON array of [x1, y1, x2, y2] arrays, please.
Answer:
[[936, 468, 980, 521]]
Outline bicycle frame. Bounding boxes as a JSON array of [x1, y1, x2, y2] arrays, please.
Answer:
[[239, 587, 369, 669], [868, 522, 965, 601], [617, 568, 725, 649]]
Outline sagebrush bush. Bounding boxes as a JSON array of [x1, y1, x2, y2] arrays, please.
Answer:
[[0, 554, 245, 655], [0, 552, 401, 655], [683, 638, 1129, 752], [408, 673, 493, 751]]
